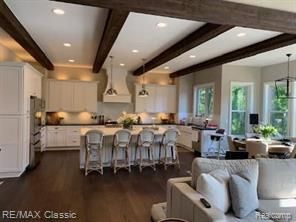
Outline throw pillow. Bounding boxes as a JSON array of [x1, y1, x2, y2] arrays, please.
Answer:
[[196, 169, 230, 213], [229, 170, 259, 218]]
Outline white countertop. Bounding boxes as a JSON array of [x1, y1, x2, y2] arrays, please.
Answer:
[[80, 126, 168, 136]]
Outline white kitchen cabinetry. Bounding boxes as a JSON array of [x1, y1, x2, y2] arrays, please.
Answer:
[[46, 126, 67, 148], [135, 84, 176, 113], [177, 126, 193, 150], [46, 80, 97, 112], [0, 62, 43, 178], [40, 127, 46, 152]]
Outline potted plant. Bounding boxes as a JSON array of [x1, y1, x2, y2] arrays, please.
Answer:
[[117, 112, 137, 130], [254, 124, 278, 142]]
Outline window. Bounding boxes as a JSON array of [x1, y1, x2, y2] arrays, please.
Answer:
[[264, 83, 289, 136], [194, 84, 214, 117], [230, 83, 253, 135]]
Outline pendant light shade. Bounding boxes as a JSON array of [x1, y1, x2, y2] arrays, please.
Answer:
[[275, 54, 296, 99], [106, 56, 117, 96], [138, 59, 149, 97]]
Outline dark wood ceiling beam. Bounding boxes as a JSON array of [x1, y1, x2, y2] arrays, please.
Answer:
[[169, 34, 296, 78], [0, 1, 54, 70], [92, 9, 129, 73], [51, 0, 296, 34], [132, 23, 233, 76]]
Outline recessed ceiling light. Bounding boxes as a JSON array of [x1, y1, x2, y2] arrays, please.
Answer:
[[63, 43, 71, 47], [164, 66, 170, 70], [157, 22, 167, 28], [68, 59, 75, 63], [132, 49, 139, 53], [189, 55, 196, 58], [120, 63, 125, 66], [237, 32, 246, 37], [52, 8, 65, 15]]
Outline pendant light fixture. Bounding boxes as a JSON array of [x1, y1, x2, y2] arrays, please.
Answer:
[[275, 54, 296, 99], [106, 56, 117, 96], [138, 58, 149, 97]]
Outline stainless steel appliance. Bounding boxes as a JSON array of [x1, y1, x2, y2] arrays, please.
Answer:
[[28, 96, 44, 169]]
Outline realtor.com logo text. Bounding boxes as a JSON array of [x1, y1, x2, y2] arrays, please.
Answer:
[[1, 210, 77, 220]]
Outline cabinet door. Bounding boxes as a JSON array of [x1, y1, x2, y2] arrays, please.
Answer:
[[60, 81, 74, 111], [73, 83, 84, 111], [145, 85, 156, 113], [167, 86, 177, 113], [0, 117, 21, 172], [47, 81, 61, 111], [155, 86, 168, 113], [46, 131, 57, 147], [56, 131, 67, 146], [0, 66, 22, 114], [84, 83, 97, 112]]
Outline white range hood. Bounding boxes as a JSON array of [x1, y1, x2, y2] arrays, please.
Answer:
[[103, 67, 131, 103]]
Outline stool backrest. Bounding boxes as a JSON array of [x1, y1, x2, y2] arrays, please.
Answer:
[[85, 130, 104, 147], [114, 129, 132, 145], [216, 128, 225, 134], [162, 129, 180, 145], [138, 129, 154, 145]]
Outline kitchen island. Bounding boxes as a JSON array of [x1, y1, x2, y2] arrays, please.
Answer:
[[80, 126, 170, 168]]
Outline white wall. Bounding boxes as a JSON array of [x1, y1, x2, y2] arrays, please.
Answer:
[[0, 43, 22, 62], [221, 65, 262, 131], [193, 66, 223, 125]]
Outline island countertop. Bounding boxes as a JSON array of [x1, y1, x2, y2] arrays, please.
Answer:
[[80, 126, 168, 136]]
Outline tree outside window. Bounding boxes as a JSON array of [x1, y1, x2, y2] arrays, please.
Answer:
[[194, 84, 214, 118]]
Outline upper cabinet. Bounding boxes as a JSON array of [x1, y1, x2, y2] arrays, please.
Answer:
[[135, 84, 177, 113], [46, 80, 97, 112], [0, 62, 42, 115]]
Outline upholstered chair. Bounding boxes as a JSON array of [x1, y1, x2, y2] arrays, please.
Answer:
[[245, 139, 268, 158]]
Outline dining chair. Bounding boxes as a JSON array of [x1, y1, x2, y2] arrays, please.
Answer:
[[84, 130, 104, 176], [245, 139, 268, 158], [159, 128, 180, 170], [112, 129, 132, 174], [135, 129, 156, 172]]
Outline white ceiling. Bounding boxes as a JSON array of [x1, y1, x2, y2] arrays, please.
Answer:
[[151, 27, 280, 73], [1, 0, 295, 73], [104, 12, 204, 70], [5, 0, 108, 68], [226, 0, 296, 13]]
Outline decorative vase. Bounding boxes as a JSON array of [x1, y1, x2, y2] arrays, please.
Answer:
[[262, 137, 272, 144]]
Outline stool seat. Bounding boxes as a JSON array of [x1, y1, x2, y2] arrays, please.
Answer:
[[135, 129, 156, 172], [84, 130, 104, 176], [112, 129, 132, 174], [159, 129, 180, 170]]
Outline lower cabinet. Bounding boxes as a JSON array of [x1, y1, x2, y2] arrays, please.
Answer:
[[177, 126, 193, 150], [46, 126, 67, 148]]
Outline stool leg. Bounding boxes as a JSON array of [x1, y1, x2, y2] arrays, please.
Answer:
[[99, 148, 103, 175], [85, 148, 88, 176], [159, 143, 162, 164], [127, 146, 131, 173], [150, 146, 156, 171], [114, 147, 117, 174], [175, 146, 180, 169], [164, 145, 168, 170]]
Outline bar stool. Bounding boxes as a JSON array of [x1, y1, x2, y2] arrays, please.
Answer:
[[84, 130, 104, 176], [207, 129, 225, 159], [135, 129, 155, 172], [112, 129, 132, 174], [159, 129, 180, 170]]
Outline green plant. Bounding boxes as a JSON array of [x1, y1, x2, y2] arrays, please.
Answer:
[[254, 124, 278, 139], [117, 112, 137, 129]]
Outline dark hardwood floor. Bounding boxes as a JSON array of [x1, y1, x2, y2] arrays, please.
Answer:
[[0, 149, 195, 222]]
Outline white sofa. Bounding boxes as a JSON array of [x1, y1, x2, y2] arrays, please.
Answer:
[[153, 158, 296, 222]]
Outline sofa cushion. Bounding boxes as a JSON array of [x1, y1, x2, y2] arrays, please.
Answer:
[[259, 199, 296, 222], [229, 170, 259, 218], [258, 158, 296, 199], [191, 158, 258, 189], [196, 169, 231, 213]]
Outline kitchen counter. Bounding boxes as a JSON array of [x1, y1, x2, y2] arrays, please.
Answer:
[[80, 126, 169, 168], [46, 123, 178, 126]]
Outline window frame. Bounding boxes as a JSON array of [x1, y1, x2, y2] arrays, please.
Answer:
[[193, 83, 215, 118], [263, 82, 294, 137], [229, 82, 254, 136]]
